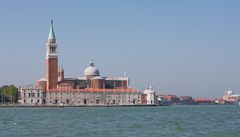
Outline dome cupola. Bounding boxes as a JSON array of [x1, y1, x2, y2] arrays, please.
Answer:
[[227, 89, 233, 95], [84, 61, 100, 79]]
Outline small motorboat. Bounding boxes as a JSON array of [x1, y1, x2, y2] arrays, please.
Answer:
[[60, 102, 64, 108]]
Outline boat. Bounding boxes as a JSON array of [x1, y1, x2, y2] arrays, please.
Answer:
[[60, 102, 64, 108]]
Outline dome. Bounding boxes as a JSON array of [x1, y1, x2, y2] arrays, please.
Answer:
[[227, 90, 233, 95], [84, 61, 100, 78]]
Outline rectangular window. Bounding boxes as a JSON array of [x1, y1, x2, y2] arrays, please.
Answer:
[[66, 99, 70, 104], [96, 100, 99, 104], [54, 99, 58, 104]]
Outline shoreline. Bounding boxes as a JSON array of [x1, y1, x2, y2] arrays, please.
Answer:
[[0, 104, 159, 108], [0, 104, 237, 108]]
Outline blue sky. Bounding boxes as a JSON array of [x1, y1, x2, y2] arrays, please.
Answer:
[[0, 0, 239, 98]]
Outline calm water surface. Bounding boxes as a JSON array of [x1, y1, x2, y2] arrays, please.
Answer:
[[0, 105, 240, 137]]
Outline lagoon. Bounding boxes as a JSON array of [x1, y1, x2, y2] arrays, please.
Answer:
[[0, 105, 240, 137]]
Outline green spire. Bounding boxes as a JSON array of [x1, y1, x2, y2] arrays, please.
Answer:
[[48, 20, 56, 40]]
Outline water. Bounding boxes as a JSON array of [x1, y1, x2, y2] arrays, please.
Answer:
[[0, 105, 240, 137]]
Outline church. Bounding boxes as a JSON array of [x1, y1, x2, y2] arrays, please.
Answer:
[[18, 21, 156, 106]]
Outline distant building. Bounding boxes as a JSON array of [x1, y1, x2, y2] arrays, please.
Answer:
[[179, 96, 194, 105], [194, 98, 212, 105], [142, 86, 156, 105], [222, 89, 240, 104], [159, 94, 179, 104]]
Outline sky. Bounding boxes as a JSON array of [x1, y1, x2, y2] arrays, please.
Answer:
[[0, 0, 239, 98]]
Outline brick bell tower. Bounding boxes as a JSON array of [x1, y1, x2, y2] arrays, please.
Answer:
[[46, 20, 58, 90]]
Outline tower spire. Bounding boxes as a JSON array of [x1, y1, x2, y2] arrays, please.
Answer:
[[48, 20, 56, 43]]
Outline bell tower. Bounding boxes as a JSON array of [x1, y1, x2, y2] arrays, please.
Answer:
[[46, 20, 58, 90]]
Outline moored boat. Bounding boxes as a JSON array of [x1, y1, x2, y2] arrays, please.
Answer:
[[60, 103, 64, 108]]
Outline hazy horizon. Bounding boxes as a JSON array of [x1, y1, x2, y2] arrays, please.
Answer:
[[0, 1, 240, 98]]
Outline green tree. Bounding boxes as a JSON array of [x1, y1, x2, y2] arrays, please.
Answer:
[[0, 85, 18, 103]]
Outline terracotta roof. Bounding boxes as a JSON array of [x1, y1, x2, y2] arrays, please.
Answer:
[[47, 88, 138, 93]]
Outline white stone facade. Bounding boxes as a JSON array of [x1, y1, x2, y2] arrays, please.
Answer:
[[18, 85, 45, 105], [45, 91, 142, 105], [18, 85, 142, 106], [143, 86, 156, 105]]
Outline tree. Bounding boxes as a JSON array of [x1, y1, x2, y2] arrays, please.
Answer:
[[0, 85, 18, 103]]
